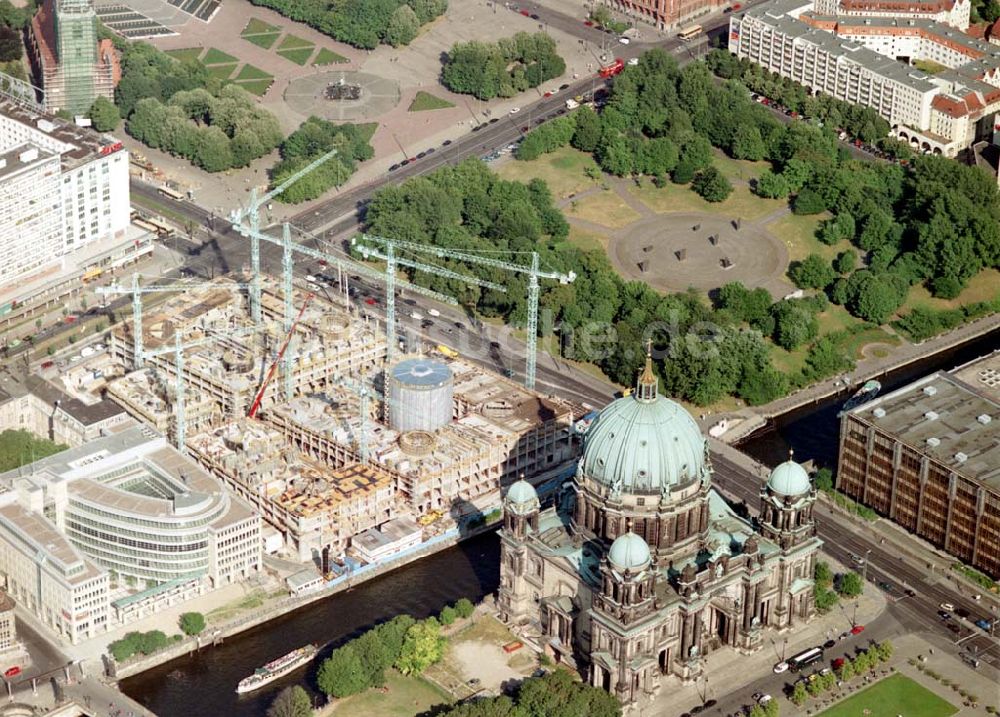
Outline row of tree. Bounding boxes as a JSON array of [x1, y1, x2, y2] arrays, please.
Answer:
[[127, 85, 283, 172], [0, 0, 30, 64], [316, 613, 447, 698], [108, 630, 177, 662], [270, 117, 374, 203], [789, 641, 894, 706], [436, 669, 621, 717], [247, 0, 446, 49], [442, 32, 566, 100]]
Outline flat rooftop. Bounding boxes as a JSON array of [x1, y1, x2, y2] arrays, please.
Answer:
[[848, 351, 1000, 488], [275, 462, 395, 517], [0, 99, 125, 171]]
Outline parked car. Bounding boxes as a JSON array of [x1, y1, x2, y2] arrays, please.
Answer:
[[832, 658, 845, 670], [938, 610, 952, 620], [364, 297, 377, 306], [939, 602, 955, 611], [975, 618, 992, 631], [530, 13, 539, 19], [510, 107, 521, 114], [823, 640, 836, 649], [850, 624, 865, 635], [773, 661, 789, 674], [389, 163, 400, 171], [3, 666, 19, 678]]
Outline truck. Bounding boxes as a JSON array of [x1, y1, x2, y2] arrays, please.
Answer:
[[436, 344, 459, 358], [598, 58, 625, 78], [565, 98, 580, 110]]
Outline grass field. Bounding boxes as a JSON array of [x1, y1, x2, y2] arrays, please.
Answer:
[[564, 225, 608, 252], [766, 211, 847, 262], [314, 47, 348, 65], [327, 670, 451, 716], [236, 79, 273, 96], [896, 268, 1000, 315], [206, 63, 236, 80], [713, 153, 770, 184], [234, 63, 272, 82], [278, 33, 314, 50], [166, 47, 202, 62], [497, 146, 601, 199], [243, 32, 280, 49], [568, 188, 641, 228], [202, 47, 238, 65], [629, 180, 785, 221], [409, 91, 455, 112], [278, 47, 314, 65], [357, 122, 378, 142], [818, 674, 957, 717], [240, 17, 279, 35]]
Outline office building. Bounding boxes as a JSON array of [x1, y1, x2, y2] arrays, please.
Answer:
[[729, 0, 1000, 155], [836, 352, 1000, 579], [0, 101, 130, 289], [604, 0, 725, 31], [498, 355, 821, 706]]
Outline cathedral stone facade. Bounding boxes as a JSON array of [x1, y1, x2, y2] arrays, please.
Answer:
[[498, 355, 822, 706]]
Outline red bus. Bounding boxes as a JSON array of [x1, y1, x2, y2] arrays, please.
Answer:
[[598, 58, 625, 78]]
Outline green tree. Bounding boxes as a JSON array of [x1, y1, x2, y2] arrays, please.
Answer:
[[791, 681, 808, 705], [838, 658, 855, 681], [138, 630, 168, 655], [385, 4, 420, 46], [731, 124, 767, 161], [691, 166, 732, 202], [876, 640, 894, 662], [792, 188, 826, 215], [439, 605, 457, 625], [815, 587, 838, 613], [178, 612, 205, 636], [88, 96, 121, 131], [317, 646, 369, 698], [772, 301, 819, 350], [788, 254, 836, 290], [671, 159, 696, 184], [754, 169, 790, 199], [814, 561, 833, 587], [571, 106, 601, 152], [395, 617, 446, 675], [0, 25, 21, 63], [267, 686, 312, 717], [834, 250, 857, 274], [848, 271, 908, 324], [813, 467, 834, 491], [454, 598, 475, 619], [836, 571, 864, 598], [195, 126, 234, 172]]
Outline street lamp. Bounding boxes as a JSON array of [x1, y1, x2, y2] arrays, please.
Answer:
[[860, 549, 872, 585]]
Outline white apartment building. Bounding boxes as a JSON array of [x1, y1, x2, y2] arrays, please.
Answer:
[[730, 0, 1000, 155], [0, 101, 130, 288], [820, 0, 970, 30], [0, 145, 63, 286]]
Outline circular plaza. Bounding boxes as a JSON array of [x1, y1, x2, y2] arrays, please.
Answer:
[[283, 70, 401, 123]]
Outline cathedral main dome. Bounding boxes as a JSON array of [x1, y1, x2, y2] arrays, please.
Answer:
[[579, 352, 707, 495]]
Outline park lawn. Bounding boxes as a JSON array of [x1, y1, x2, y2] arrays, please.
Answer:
[[243, 32, 280, 50], [235, 79, 273, 96], [896, 268, 1000, 315], [497, 146, 601, 199], [568, 189, 641, 229], [201, 47, 238, 65], [564, 224, 608, 252], [314, 47, 348, 65], [278, 33, 314, 50], [815, 304, 858, 336], [818, 674, 957, 717], [356, 122, 378, 142], [712, 152, 770, 183], [166, 47, 203, 62], [278, 47, 315, 65], [409, 91, 455, 112], [327, 669, 451, 716], [766, 211, 846, 262], [240, 17, 279, 35], [0, 430, 67, 472], [838, 325, 901, 358], [233, 63, 272, 82], [629, 181, 785, 222], [206, 63, 236, 80]]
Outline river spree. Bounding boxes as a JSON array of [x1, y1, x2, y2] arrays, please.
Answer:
[[121, 533, 500, 717], [121, 329, 997, 716]]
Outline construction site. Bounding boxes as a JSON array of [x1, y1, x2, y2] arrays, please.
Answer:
[[91, 151, 585, 570]]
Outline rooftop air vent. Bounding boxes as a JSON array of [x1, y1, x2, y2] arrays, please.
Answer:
[[36, 119, 54, 133], [926, 437, 940, 447], [954, 452, 968, 463], [18, 148, 38, 163], [924, 411, 939, 421], [923, 385, 938, 396], [978, 414, 992, 425], [872, 407, 886, 418]]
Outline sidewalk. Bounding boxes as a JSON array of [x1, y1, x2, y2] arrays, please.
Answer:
[[636, 583, 888, 715]]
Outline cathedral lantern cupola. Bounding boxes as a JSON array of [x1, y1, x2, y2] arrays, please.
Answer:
[[504, 475, 540, 538], [759, 451, 817, 550]]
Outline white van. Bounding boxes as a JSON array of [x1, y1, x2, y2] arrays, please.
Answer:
[[428, 309, 441, 317]]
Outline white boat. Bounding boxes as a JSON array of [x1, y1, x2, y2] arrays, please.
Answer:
[[235, 644, 318, 694]]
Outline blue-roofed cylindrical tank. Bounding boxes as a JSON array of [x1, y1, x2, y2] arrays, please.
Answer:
[[387, 357, 454, 432]]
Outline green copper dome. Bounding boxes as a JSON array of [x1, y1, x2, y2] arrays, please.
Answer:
[[580, 393, 707, 495], [505, 479, 539, 515], [767, 460, 811, 497], [608, 531, 651, 572]]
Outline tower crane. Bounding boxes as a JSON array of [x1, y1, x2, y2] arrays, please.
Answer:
[[351, 237, 507, 366], [229, 148, 340, 324], [248, 293, 314, 419], [140, 326, 258, 450], [95, 274, 249, 370], [353, 235, 576, 390]]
